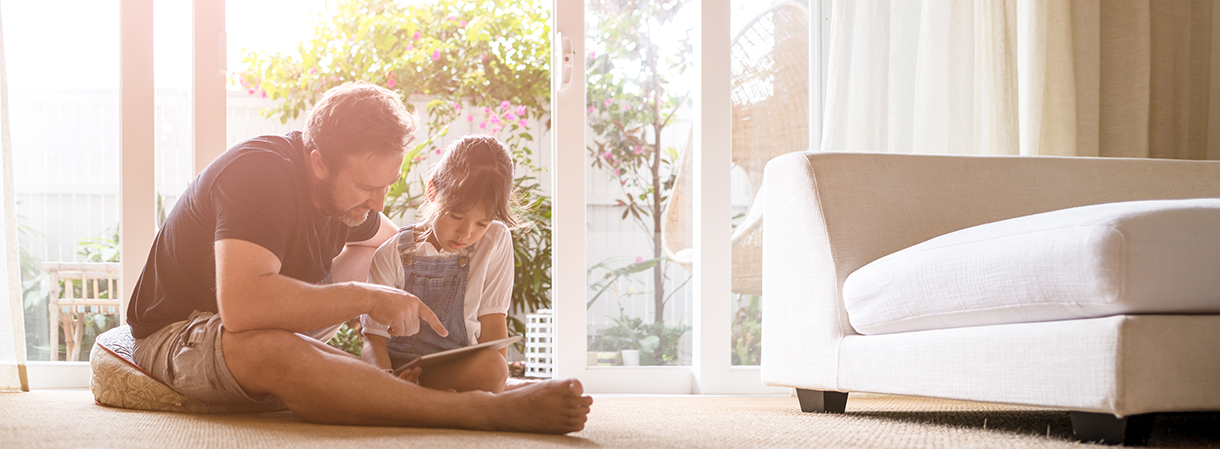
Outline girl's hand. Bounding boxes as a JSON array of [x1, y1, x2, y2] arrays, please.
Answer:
[[396, 366, 422, 384]]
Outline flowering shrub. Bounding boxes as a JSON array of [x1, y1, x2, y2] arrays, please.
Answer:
[[234, 0, 548, 167]]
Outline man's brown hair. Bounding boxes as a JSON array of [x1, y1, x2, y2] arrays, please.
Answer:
[[303, 82, 417, 166]]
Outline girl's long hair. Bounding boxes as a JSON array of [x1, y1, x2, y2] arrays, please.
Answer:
[[416, 135, 525, 237]]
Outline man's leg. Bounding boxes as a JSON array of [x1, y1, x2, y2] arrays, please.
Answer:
[[222, 329, 591, 433]]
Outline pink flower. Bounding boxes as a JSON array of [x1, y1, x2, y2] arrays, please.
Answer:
[[479, 121, 487, 129], [432, 50, 440, 61], [413, 31, 421, 41], [460, 20, 467, 28], [260, 90, 267, 98], [604, 98, 612, 107], [466, 115, 473, 122], [406, 43, 413, 51], [613, 168, 622, 176], [483, 107, 492, 114], [633, 146, 643, 155], [635, 256, 643, 264], [492, 126, 501, 133], [454, 102, 461, 111], [506, 113, 517, 121], [481, 52, 487, 62], [435, 148, 442, 154], [603, 151, 612, 159], [588, 106, 595, 114], [247, 88, 255, 95], [620, 103, 629, 111], [515, 105, 527, 116], [590, 50, 597, 59], [500, 100, 511, 111], [518, 119, 528, 127], [308, 67, 316, 75], [490, 116, 501, 124], [387, 76, 396, 88]]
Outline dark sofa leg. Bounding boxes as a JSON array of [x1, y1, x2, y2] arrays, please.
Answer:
[[796, 389, 848, 413], [1069, 411, 1155, 446]]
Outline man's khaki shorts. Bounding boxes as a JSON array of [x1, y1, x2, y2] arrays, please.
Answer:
[[132, 310, 340, 406]]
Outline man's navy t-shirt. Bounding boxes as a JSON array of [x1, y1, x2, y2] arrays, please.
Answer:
[[127, 131, 379, 339]]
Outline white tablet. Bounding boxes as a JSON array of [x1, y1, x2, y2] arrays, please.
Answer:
[[393, 335, 522, 375]]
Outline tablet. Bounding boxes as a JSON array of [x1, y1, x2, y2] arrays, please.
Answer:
[[392, 335, 522, 375]]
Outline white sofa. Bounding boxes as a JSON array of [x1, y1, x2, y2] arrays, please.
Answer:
[[760, 152, 1220, 445]]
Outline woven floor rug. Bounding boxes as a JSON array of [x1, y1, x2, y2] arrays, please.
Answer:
[[3, 391, 1219, 448]]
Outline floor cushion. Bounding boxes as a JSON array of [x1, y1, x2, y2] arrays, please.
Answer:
[[843, 198, 1220, 335], [90, 325, 285, 413]]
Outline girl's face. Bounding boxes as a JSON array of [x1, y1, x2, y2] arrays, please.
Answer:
[[429, 202, 493, 252]]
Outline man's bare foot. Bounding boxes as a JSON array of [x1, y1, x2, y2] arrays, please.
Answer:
[[490, 378, 592, 434]]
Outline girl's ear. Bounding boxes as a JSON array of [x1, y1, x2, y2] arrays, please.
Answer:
[[426, 178, 437, 203]]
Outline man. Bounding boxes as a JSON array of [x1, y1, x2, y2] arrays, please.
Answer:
[[126, 82, 591, 433]]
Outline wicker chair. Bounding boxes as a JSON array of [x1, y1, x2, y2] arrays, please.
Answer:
[[43, 262, 122, 361], [662, 1, 809, 296]]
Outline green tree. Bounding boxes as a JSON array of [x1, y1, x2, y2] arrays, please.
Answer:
[[586, 0, 692, 325], [236, 0, 554, 348]]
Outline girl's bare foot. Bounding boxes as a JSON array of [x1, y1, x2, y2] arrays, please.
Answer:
[[491, 378, 592, 434]]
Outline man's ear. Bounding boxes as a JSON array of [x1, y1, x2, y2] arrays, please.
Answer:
[[309, 150, 331, 179]]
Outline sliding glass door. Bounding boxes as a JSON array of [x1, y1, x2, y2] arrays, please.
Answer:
[[552, 0, 818, 394]]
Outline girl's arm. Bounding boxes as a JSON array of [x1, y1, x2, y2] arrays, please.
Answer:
[[477, 313, 509, 358], [362, 333, 394, 370]]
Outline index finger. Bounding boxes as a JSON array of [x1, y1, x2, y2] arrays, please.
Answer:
[[416, 301, 449, 337]]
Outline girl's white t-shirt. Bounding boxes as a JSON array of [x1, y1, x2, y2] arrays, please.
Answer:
[[359, 221, 513, 345]]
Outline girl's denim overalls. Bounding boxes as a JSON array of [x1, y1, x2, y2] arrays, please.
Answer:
[[386, 224, 477, 369]]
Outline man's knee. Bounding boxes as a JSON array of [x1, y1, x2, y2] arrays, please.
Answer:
[[222, 329, 309, 375]]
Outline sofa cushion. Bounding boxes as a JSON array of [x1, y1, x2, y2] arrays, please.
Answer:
[[842, 198, 1220, 335]]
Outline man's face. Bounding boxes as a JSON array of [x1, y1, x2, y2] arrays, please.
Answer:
[[313, 151, 403, 227]]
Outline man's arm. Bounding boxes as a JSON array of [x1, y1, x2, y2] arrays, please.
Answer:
[[215, 238, 448, 337]]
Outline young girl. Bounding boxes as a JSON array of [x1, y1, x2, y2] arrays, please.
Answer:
[[360, 134, 524, 393]]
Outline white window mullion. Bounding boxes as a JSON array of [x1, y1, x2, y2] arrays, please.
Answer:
[[194, 0, 226, 173], [119, 0, 156, 325], [812, 0, 826, 154], [691, 0, 733, 395], [550, 0, 587, 383]]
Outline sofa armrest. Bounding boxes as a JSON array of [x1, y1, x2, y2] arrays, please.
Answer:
[[761, 153, 855, 390]]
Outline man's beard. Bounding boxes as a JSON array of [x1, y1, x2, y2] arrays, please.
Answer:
[[337, 209, 368, 227], [318, 178, 369, 227]]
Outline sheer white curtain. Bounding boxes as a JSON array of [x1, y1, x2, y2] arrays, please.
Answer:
[[0, 2, 29, 392], [821, 0, 1213, 159]]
